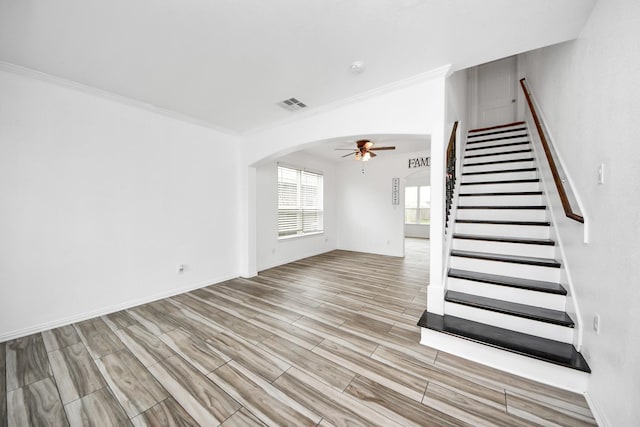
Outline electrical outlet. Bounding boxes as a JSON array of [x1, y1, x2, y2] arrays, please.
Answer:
[[593, 313, 600, 334], [177, 264, 185, 274]]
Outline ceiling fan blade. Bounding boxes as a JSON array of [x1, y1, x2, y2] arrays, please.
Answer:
[[341, 152, 356, 158], [369, 146, 396, 151], [369, 151, 377, 157]]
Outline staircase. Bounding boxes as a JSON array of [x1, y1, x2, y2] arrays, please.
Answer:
[[419, 122, 590, 391]]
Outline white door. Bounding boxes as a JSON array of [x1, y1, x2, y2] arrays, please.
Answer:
[[477, 56, 517, 127]]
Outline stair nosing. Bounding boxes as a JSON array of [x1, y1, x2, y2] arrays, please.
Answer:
[[459, 191, 542, 197], [462, 167, 537, 176], [450, 249, 561, 268], [468, 128, 528, 138], [464, 157, 534, 167], [447, 268, 567, 295], [444, 290, 575, 327], [455, 219, 550, 226], [457, 205, 546, 210], [453, 233, 555, 246], [418, 312, 590, 373], [465, 149, 533, 159], [465, 141, 530, 152], [460, 179, 540, 186], [466, 134, 529, 144], [468, 122, 526, 133]]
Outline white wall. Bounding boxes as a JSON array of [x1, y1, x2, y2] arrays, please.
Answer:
[[337, 150, 429, 257], [256, 152, 337, 271], [519, 1, 640, 425], [242, 68, 449, 276], [0, 68, 241, 341]]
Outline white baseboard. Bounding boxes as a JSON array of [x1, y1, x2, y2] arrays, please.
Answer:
[[257, 248, 337, 272], [584, 391, 610, 427], [0, 274, 237, 343], [420, 327, 589, 393]]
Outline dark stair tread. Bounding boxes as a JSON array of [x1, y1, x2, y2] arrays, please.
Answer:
[[448, 268, 567, 295], [459, 191, 542, 196], [451, 250, 561, 268], [445, 291, 574, 327], [461, 179, 539, 186], [465, 149, 532, 159], [466, 134, 529, 144], [468, 121, 526, 133], [466, 141, 530, 152], [464, 157, 534, 167], [453, 234, 555, 246], [463, 167, 536, 176], [417, 312, 590, 373], [457, 205, 546, 210], [455, 219, 550, 226]]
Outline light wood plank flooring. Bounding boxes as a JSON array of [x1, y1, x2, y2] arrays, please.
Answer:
[[2, 238, 596, 426]]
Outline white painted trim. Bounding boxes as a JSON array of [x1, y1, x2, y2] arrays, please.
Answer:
[[584, 391, 611, 427], [243, 65, 453, 135], [0, 274, 237, 342], [257, 248, 336, 272], [0, 61, 237, 135], [420, 327, 589, 393]]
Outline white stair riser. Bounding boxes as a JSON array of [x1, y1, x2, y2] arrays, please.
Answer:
[[465, 151, 533, 164], [461, 170, 538, 183], [456, 208, 547, 221], [458, 194, 543, 206], [463, 160, 535, 174], [444, 302, 574, 343], [454, 222, 550, 239], [465, 143, 531, 156], [460, 182, 540, 193], [465, 142, 531, 154], [446, 277, 566, 311], [449, 256, 560, 282], [420, 329, 589, 393], [452, 238, 556, 258], [467, 132, 528, 144], [466, 137, 530, 149]]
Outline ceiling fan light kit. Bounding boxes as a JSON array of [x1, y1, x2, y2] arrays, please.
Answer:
[[336, 139, 396, 163]]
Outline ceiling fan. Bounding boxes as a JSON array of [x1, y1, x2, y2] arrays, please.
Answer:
[[336, 139, 396, 161]]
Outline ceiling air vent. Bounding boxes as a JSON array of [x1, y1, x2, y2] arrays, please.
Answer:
[[278, 97, 307, 111]]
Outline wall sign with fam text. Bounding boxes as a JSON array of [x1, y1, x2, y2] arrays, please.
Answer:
[[408, 157, 430, 168]]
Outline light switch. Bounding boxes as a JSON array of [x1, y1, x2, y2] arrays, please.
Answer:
[[597, 163, 605, 185]]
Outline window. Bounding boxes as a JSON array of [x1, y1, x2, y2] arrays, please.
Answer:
[[278, 165, 324, 238], [405, 186, 430, 224]]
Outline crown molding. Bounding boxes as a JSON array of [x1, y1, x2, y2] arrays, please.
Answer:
[[0, 61, 239, 136]]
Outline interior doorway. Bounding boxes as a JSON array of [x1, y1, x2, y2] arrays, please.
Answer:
[[476, 56, 518, 127]]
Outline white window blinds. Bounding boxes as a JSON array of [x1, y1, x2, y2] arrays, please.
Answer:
[[278, 165, 324, 237]]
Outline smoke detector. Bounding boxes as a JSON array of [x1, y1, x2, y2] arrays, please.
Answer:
[[350, 61, 365, 74]]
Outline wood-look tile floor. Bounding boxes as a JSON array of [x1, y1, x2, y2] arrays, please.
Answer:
[[2, 238, 596, 426]]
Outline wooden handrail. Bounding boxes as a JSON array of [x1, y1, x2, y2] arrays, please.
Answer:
[[519, 78, 584, 223]]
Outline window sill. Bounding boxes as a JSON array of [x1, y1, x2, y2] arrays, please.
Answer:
[[278, 231, 324, 241]]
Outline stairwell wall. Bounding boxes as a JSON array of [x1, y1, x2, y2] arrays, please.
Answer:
[[518, 0, 640, 425]]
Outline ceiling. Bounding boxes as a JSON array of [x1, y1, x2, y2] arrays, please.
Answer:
[[0, 0, 596, 133]]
